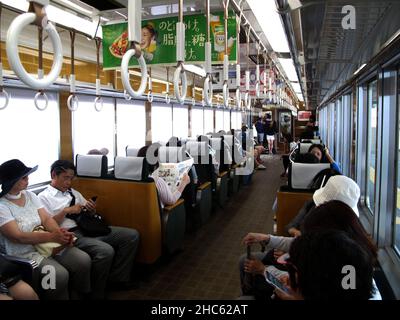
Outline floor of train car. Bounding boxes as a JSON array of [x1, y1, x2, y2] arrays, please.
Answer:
[[108, 154, 284, 300]]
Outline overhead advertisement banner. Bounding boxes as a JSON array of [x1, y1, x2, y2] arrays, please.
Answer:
[[102, 12, 237, 70]]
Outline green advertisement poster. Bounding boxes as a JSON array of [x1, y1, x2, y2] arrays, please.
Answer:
[[102, 12, 237, 70]]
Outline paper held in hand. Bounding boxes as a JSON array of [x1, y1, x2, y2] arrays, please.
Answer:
[[155, 158, 194, 193]]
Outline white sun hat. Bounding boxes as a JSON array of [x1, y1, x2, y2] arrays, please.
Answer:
[[312, 175, 360, 217]]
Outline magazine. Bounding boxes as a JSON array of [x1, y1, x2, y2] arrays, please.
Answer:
[[155, 158, 194, 193]]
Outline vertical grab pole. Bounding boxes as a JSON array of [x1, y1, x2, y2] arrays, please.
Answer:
[[174, 0, 188, 104], [0, 5, 9, 110], [222, 0, 230, 108], [203, 0, 213, 106]]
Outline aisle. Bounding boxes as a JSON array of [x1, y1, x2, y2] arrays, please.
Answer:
[[109, 154, 285, 300]]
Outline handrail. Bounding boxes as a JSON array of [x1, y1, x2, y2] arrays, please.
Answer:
[[120, 0, 148, 98], [174, 0, 187, 104], [6, 1, 62, 91]]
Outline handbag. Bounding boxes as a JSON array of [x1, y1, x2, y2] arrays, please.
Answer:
[[32, 226, 65, 258], [65, 190, 111, 237], [74, 210, 111, 238]]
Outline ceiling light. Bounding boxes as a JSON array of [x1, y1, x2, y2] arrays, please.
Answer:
[[1, 0, 101, 38], [279, 58, 299, 82], [57, 0, 94, 16], [291, 82, 301, 93], [184, 64, 206, 78], [353, 63, 366, 76], [296, 92, 304, 101], [247, 0, 290, 53]]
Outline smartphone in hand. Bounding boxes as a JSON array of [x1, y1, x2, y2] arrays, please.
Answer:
[[265, 271, 289, 293]]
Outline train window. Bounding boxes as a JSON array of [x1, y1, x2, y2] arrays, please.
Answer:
[[396, 69, 400, 255], [216, 109, 224, 131], [116, 99, 146, 155], [204, 108, 214, 133], [72, 95, 115, 165], [0, 88, 60, 186], [238, 112, 243, 129], [223, 110, 230, 132], [172, 104, 188, 138], [366, 79, 378, 215], [151, 103, 172, 143], [231, 111, 239, 130], [191, 107, 204, 137], [335, 99, 342, 167]]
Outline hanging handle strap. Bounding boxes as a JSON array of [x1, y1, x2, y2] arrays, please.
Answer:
[[94, 38, 103, 112], [67, 30, 79, 111]]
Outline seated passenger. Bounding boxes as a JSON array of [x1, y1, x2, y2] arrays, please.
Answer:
[[308, 144, 342, 173], [38, 160, 140, 299], [137, 145, 190, 208], [87, 148, 109, 156], [0, 159, 91, 300], [241, 201, 378, 300], [275, 229, 374, 300], [198, 136, 220, 175], [239, 175, 361, 298], [0, 255, 39, 300]]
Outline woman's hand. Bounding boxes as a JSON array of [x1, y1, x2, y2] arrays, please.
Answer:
[[244, 259, 265, 275], [242, 232, 269, 246], [51, 228, 74, 245]]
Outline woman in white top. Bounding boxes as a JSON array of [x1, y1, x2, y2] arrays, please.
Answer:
[[0, 159, 91, 300], [137, 146, 190, 208]]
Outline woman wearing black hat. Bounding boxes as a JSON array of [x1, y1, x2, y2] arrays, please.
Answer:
[[0, 159, 91, 300]]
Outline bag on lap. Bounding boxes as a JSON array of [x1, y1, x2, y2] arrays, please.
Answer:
[[32, 226, 66, 258], [73, 212, 111, 237]]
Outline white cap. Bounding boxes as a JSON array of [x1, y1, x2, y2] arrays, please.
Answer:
[[313, 175, 360, 217]]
